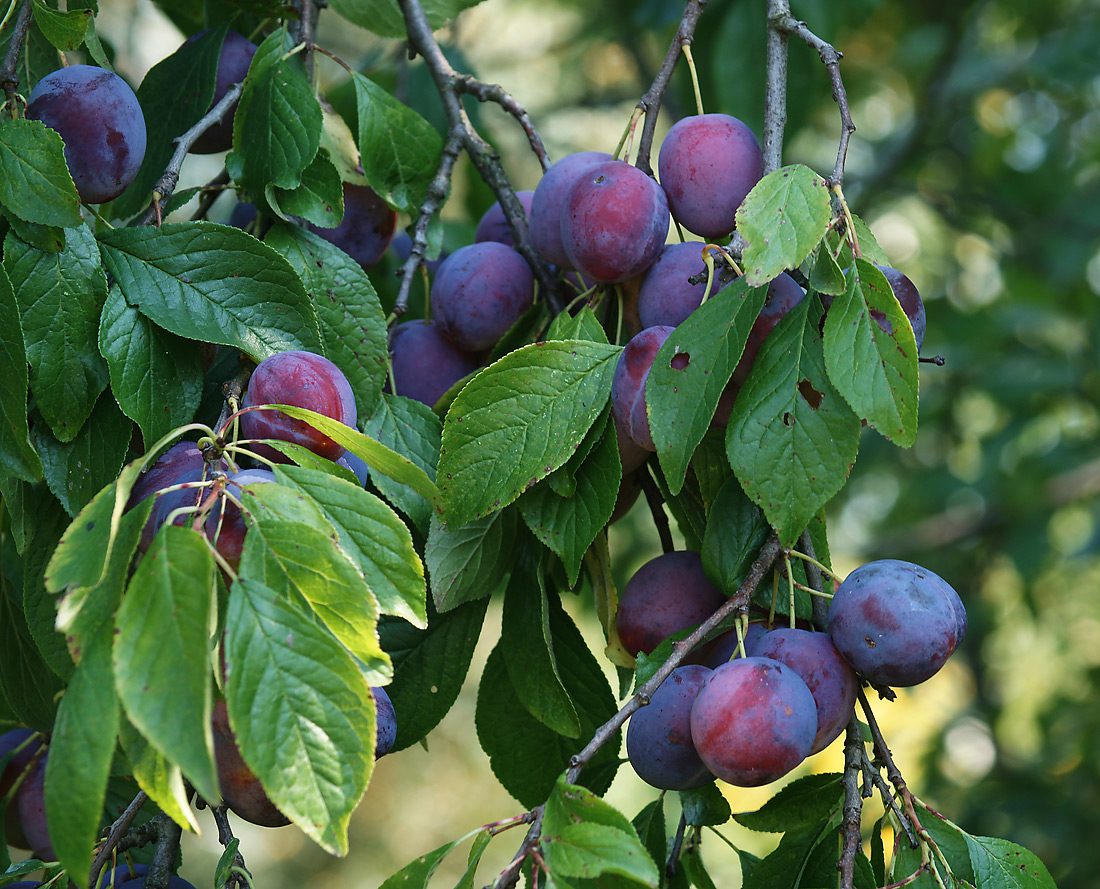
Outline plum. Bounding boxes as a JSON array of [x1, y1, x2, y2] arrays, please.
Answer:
[[528, 151, 612, 268], [338, 450, 370, 486], [430, 242, 536, 352], [626, 665, 715, 790], [185, 29, 258, 154], [229, 200, 257, 230], [389, 319, 481, 407], [753, 627, 858, 754], [611, 326, 674, 452], [212, 700, 290, 827], [637, 241, 716, 329], [615, 550, 727, 657], [308, 182, 397, 271], [15, 750, 54, 860], [390, 232, 447, 275], [730, 272, 805, 388], [26, 65, 147, 204], [876, 266, 927, 351], [657, 113, 762, 239], [204, 468, 276, 571], [373, 686, 397, 757], [560, 160, 670, 283], [127, 441, 225, 552], [701, 621, 769, 667], [474, 190, 535, 246], [827, 559, 963, 687], [1, 728, 41, 849], [240, 350, 357, 463], [689, 657, 817, 787]]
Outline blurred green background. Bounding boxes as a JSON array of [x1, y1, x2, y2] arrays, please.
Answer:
[[30, 0, 1100, 886]]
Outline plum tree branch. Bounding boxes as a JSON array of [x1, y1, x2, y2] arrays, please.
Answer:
[[144, 813, 183, 889], [210, 805, 254, 889], [87, 790, 148, 889], [396, 0, 562, 316], [632, 0, 708, 177], [0, 0, 33, 111], [838, 720, 866, 889]]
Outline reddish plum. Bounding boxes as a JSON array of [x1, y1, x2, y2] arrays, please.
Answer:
[[827, 559, 963, 687], [431, 242, 535, 352], [626, 665, 715, 790], [730, 272, 805, 387], [474, 191, 535, 247], [26, 65, 147, 204], [689, 657, 817, 786], [657, 113, 762, 239], [212, 700, 290, 827], [389, 320, 481, 407], [615, 550, 726, 657], [529, 151, 612, 267], [240, 350, 357, 463], [560, 160, 670, 283], [308, 182, 397, 271], [611, 326, 674, 452], [204, 468, 276, 571]]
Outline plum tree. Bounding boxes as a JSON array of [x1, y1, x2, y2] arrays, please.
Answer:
[[184, 30, 258, 154], [474, 191, 535, 246], [625, 665, 715, 790], [211, 700, 290, 828], [240, 350, 357, 463], [689, 657, 818, 786], [388, 319, 481, 406], [828, 559, 964, 687], [528, 150, 612, 267], [611, 325, 674, 452], [657, 113, 763, 239], [430, 242, 536, 351], [615, 550, 727, 657], [637, 241, 717, 329], [560, 160, 670, 283], [26, 65, 147, 204]]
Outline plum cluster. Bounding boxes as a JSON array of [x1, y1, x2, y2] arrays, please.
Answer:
[[620, 552, 964, 791]]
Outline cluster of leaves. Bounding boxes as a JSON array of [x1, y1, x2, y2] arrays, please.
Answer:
[[0, 2, 1063, 889]]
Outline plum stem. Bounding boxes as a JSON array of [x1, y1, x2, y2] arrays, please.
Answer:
[[681, 44, 704, 116]]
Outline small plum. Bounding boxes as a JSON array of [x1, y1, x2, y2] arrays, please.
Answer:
[[615, 550, 727, 657], [431, 242, 535, 352], [657, 113, 763, 239], [308, 182, 397, 271], [701, 621, 769, 668], [876, 266, 927, 351], [15, 750, 54, 860], [474, 190, 535, 246], [560, 160, 670, 283], [240, 350, 357, 463], [212, 700, 290, 827], [185, 29, 258, 154], [689, 657, 817, 787], [373, 686, 397, 757], [611, 326, 674, 452], [529, 151, 612, 267], [1, 729, 41, 849], [204, 468, 276, 571], [730, 272, 805, 387], [26, 65, 147, 204], [637, 242, 717, 329], [626, 665, 715, 790], [389, 320, 481, 407]]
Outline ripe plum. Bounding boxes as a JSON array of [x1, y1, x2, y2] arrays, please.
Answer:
[[389, 320, 481, 407], [1, 729, 41, 849], [308, 182, 397, 271], [560, 160, 670, 283], [626, 665, 715, 790], [615, 550, 726, 657], [204, 468, 276, 571], [373, 686, 397, 757], [431, 242, 535, 352], [689, 657, 817, 786], [637, 241, 717, 329], [26, 65, 147, 204], [240, 350, 357, 463], [701, 621, 769, 667], [657, 113, 762, 239], [212, 700, 290, 827], [611, 326, 674, 452], [474, 190, 534, 247], [528, 151, 612, 267], [876, 266, 926, 351], [185, 29, 258, 154], [15, 751, 54, 860]]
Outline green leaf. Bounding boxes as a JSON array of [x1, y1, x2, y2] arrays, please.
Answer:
[[501, 561, 581, 737], [119, 717, 200, 833], [378, 596, 488, 751], [736, 165, 833, 287], [227, 30, 322, 196], [240, 511, 390, 682], [647, 279, 768, 494], [679, 783, 731, 827], [519, 412, 620, 586], [274, 465, 426, 628], [454, 830, 493, 889], [476, 596, 619, 808], [425, 509, 517, 612], [19, 492, 73, 680], [114, 525, 219, 805], [264, 223, 389, 418], [726, 297, 861, 546], [546, 306, 609, 344], [809, 245, 846, 296], [438, 340, 620, 526], [98, 286, 204, 447], [378, 842, 459, 889], [0, 118, 81, 227], [111, 24, 222, 219], [741, 827, 824, 889], [966, 836, 1056, 889], [4, 224, 109, 441], [361, 394, 441, 533], [822, 259, 919, 446], [0, 265, 41, 483], [30, 0, 92, 51], [269, 152, 345, 227], [36, 393, 132, 517], [329, 0, 485, 39], [734, 773, 843, 833], [701, 475, 770, 596], [351, 72, 444, 212], [224, 572, 375, 856], [43, 629, 118, 887], [97, 222, 321, 361], [632, 799, 667, 879], [259, 402, 443, 512]]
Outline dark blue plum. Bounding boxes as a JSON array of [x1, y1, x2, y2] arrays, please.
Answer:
[[529, 151, 612, 267], [389, 319, 481, 408], [373, 686, 397, 757], [15, 750, 54, 860], [185, 29, 258, 154], [701, 621, 769, 667], [876, 266, 927, 351], [204, 468, 276, 571], [626, 665, 715, 790], [637, 241, 716, 329], [1, 728, 41, 849], [128, 441, 225, 551], [308, 182, 397, 271], [475, 190, 534, 246]]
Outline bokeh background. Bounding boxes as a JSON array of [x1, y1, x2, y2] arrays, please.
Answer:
[[20, 0, 1100, 887]]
